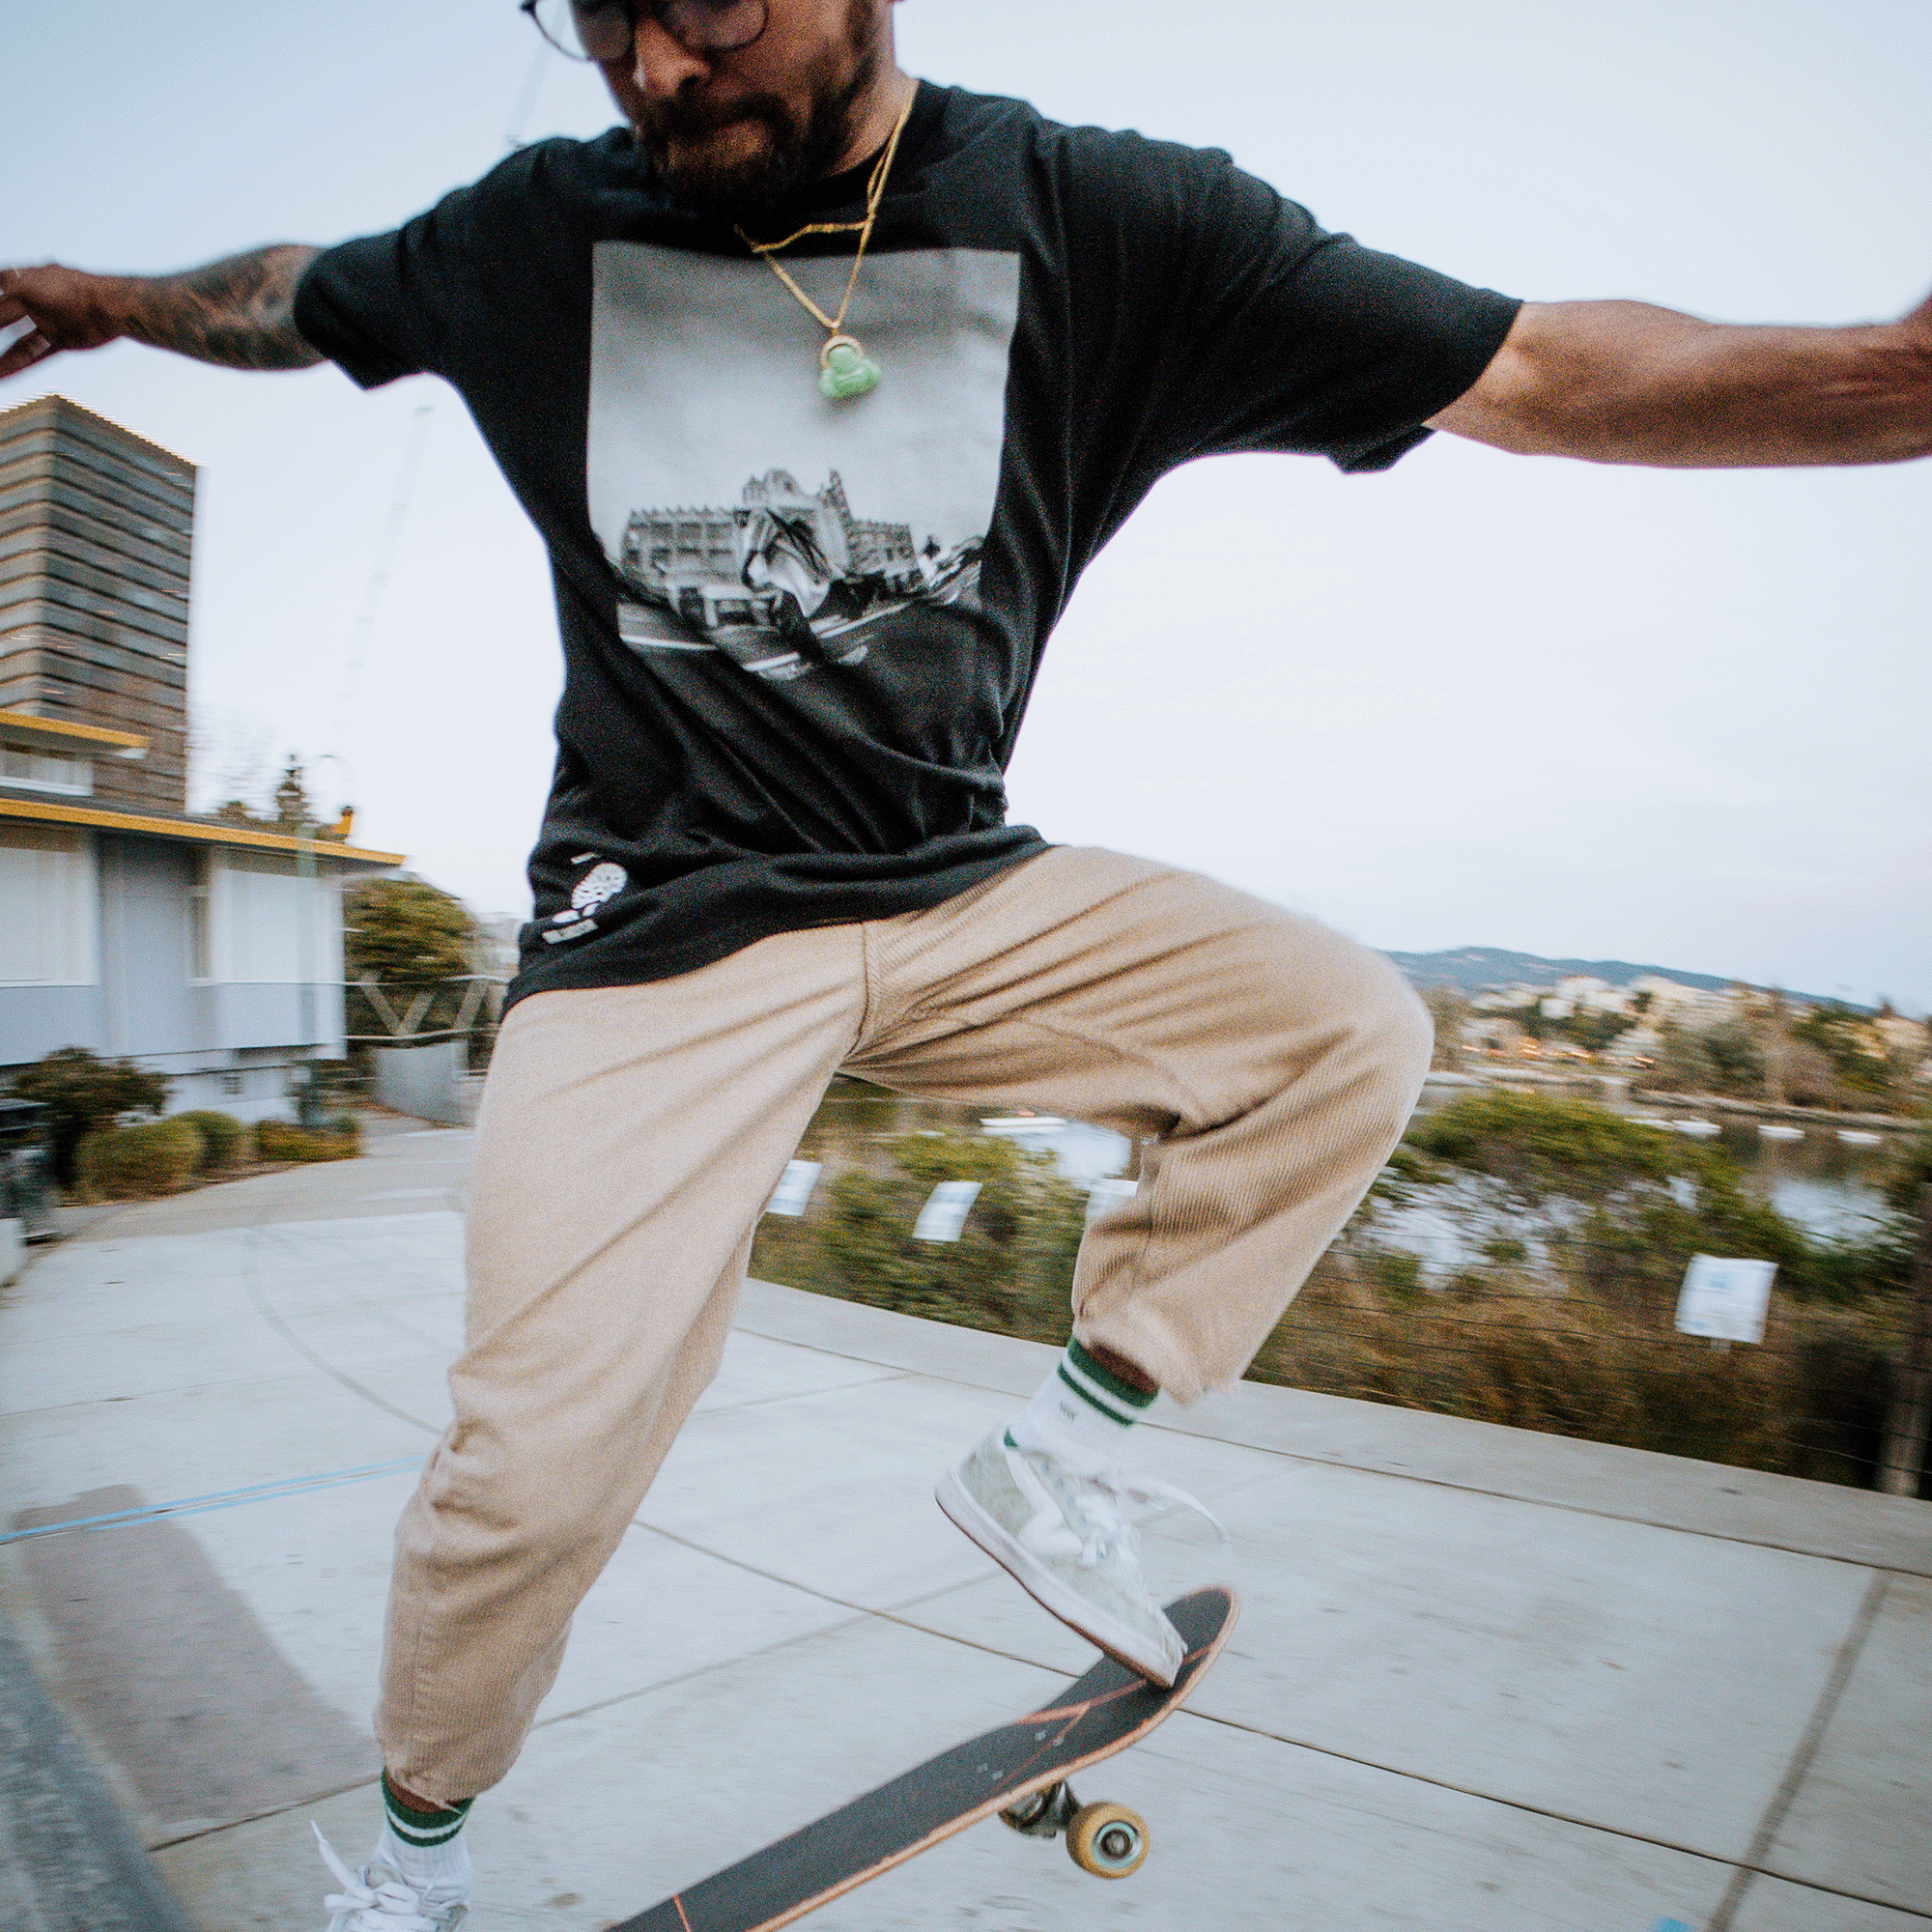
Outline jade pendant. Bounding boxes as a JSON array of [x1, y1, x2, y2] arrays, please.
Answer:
[[819, 335, 881, 400]]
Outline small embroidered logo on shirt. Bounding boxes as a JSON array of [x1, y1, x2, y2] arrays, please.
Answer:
[[541, 860, 629, 945]]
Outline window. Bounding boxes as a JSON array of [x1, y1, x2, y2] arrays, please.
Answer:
[[0, 825, 98, 984], [0, 743, 94, 797], [187, 850, 213, 981], [203, 850, 341, 984]]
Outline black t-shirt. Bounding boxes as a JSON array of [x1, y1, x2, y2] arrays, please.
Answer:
[[295, 82, 1519, 1006]]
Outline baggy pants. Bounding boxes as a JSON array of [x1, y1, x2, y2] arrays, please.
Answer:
[[377, 847, 1432, 1801]]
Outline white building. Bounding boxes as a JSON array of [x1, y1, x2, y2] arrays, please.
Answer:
[[0, 397, 400, 1118]]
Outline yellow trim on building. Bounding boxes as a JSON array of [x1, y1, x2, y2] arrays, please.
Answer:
[[0, 794, 405, 865], [0, 707, 150, 757]]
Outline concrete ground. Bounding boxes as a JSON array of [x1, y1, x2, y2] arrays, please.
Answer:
[[2, 1115, 1927, 1932]]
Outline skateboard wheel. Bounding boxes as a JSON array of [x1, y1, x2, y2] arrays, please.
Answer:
[[1065, 1802, 1148, 1878]]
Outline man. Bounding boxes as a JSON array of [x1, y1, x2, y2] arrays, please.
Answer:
[[5, 2, 1925, 1924]]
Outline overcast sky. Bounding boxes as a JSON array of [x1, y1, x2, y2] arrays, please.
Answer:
[[6, 1, 1927, 1008]]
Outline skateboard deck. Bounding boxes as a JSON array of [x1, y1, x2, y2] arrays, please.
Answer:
[[613, 1586, 1237, 1932]]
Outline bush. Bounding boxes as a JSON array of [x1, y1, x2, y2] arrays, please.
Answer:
[[751, 1130, 1087, 1344], [174, 1110, 249, 1173], [75, 1117, 203, 1201], [1244, 1253, 1906, 1486], [255, 1118, 361, 1163], [344, 876, 483, 1044], [8, 1047, 169, 1184], [1406, 1089, 1700, 1204]]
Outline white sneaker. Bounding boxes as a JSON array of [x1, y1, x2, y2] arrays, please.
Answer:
[[935, 1424, 1221, 1686], [314, 1823, 469, 1931]]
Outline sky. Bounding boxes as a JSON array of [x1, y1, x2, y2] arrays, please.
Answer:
[[4, 1, 1928, 1008]]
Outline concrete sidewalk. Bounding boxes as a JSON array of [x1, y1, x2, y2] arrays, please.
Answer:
[[2, 1120, 1927, 1932]]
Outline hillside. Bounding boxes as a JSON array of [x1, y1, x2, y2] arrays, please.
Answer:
[[1384, 945, 1844, 1007]]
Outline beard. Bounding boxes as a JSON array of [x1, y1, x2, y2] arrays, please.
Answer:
[[635, 6, 880, 220]]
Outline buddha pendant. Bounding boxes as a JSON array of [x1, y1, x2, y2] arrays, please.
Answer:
[[819, 333, 881, 400]]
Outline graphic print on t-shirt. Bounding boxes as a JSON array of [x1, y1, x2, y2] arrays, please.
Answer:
[[588, 243, 1019, 681]]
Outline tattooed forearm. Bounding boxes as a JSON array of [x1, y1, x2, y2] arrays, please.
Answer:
[[119, 245, 325, 370]]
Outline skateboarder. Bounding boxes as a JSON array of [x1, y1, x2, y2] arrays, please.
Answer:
[[5, 3, 1925, 1925]]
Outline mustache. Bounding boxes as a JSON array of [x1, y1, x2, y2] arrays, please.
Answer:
[[638, 87, 794, 151]]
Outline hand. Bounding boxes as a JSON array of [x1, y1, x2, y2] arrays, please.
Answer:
[[0, 263, 128, 381]]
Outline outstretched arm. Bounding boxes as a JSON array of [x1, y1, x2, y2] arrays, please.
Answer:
[[1430, 290, 1932, 468], [0, 245, 325, 381]]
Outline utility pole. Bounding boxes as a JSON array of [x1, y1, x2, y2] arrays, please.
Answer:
[[1879, 1184, 1932, 1497]]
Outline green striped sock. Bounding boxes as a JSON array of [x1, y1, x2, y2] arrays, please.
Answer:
[[1016, 1337, 1156, 1450], [383, 1772, 473, 1850]]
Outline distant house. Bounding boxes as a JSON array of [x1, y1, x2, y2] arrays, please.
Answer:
[[1605, 1023, 1663, 1068], [1554, 975, 1632, 1016], [1629, 975, 1737, 1025], [0, 395, 400, 1119]]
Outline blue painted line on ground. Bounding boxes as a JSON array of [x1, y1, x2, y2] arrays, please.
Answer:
[[0, 1456, 426, 1544]]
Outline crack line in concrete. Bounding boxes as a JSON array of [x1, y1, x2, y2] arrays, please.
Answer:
[[1705, 1568, 1895, 1932], [242, 1232, 439, 1435]]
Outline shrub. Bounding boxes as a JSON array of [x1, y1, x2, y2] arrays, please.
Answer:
[[751, 1130, 1087, 1344], [1244, 1254, 1904, 1486], [75, 1117, 203, 1201], [255, 1118, 361, 1163], [1406, 1088, 1700, 1205], [174, 1110, 249, 1173], [8, 1047, 169, 1184]]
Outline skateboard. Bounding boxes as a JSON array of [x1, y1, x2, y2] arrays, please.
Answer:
[[613, 1586, 1237, 1932]]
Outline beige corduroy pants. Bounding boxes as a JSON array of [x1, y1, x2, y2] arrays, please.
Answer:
[[378, 846, 1431, 1800]]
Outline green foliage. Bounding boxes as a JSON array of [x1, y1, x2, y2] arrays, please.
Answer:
[[344, 877, 480, 1041], [255, 1118, 361, 1163], [1406, 1089, 1698, 1204], [1508, 1003, 1636, 1057], [1247, 1254, 1905, 1487], [1791, 1004, 1894, 1098], [173, 1110, 249, 1173], [1650, 1022, 1716, 1094], [1700, 1020, 1765, 1093], [1883, 1130, 1932, 1217], [1364, 1247, 1425, 1301], [8, 1047, 170, 1184], [751, 1131, 1088, 1344], [75, 1117, 203, 1201], [1407, 1090, 1908, 1310], [1367, 1141, 1448, 1208], [746, 1087, 1920, 1492], [345, 877, 476, 984]]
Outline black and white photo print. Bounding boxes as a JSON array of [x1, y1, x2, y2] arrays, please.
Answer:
[[587, 244, 1020, 683]]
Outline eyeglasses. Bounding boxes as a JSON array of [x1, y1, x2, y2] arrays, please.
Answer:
[[521, 0, 770, 60]]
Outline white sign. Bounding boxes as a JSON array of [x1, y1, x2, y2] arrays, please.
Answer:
[[1085, 1177, 1139, 1228], [913, 1179, 982, 1242], [1675, 1255, 1776, 1344], [764, 1159, 821, 1218]]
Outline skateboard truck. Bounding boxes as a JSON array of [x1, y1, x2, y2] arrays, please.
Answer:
[[1000, 1781, 1150, 1878]]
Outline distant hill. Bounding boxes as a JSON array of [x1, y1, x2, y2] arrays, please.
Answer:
[[1384, 946, 1848, 1007]]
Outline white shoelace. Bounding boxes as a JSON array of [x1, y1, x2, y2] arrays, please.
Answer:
[[1013, 1430, 1227, 1569], [314, 1824, 464, 1932]]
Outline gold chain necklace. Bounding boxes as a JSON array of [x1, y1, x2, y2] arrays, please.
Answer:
[[734, 81, 918, 400]]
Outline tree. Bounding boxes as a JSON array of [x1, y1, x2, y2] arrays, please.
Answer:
[[8, 1047, 169, 1185], [346, 877, 477, 983], [344, 876, 481, 1041], [272, 757, 315, 832], [1651, 1021, 1713, 1094]]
